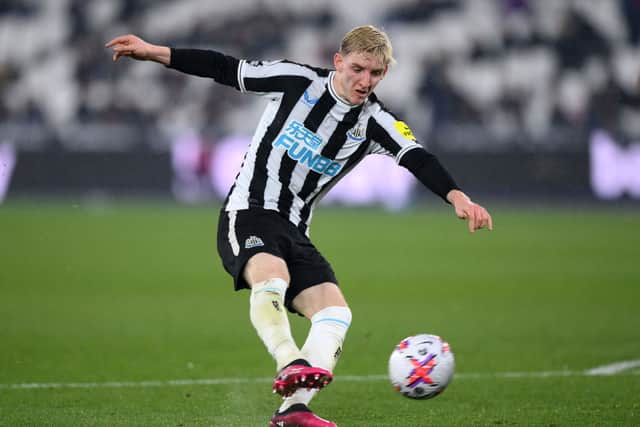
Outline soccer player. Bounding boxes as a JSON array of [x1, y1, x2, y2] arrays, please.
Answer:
[[107, 25, 492, 427]]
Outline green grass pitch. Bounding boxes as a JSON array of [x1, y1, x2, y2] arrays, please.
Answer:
[[1, 201, 639, 426]]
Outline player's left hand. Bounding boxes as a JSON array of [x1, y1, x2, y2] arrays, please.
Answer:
[[447, 190, 493, 233]]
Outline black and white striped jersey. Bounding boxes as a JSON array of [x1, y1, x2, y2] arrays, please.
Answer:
[[169, 49, 459, 235]]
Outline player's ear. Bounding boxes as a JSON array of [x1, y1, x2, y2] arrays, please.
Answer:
[[333, 52, 343, 71]]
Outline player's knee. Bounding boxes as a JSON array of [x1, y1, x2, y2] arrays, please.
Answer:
[[292, 283, 348, 318], [244, 253, 290, 286]]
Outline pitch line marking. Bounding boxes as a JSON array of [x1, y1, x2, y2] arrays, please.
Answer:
[[1, 360, 639, 391], [584, 359, 640, 376]]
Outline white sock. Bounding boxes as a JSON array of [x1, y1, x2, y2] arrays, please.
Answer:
[[249, 278, 302, 371], [279, 306, 352, 412]]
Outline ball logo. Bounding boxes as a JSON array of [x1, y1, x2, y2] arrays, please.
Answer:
[[406, 355, 437, 387], [394, 121, 416, 141]]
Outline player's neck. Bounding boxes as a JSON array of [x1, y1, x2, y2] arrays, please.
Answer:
[[330, 73, 361, 107]]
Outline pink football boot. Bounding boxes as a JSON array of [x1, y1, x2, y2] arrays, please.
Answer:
[[272, 360, 332, 398], [270, 403, 337, 427]]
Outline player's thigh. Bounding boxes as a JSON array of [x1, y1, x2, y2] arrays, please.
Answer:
[[243, 252, 290, 287], [217, 208, 292, 290], [291, 282, 348, 320]]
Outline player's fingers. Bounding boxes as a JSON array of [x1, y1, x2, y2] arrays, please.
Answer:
[[482, 212, 492, 230], [467, 209, 476, 233], [475, 208, 489, 232], [112, 44, 133, 52], [479, 217, 489, 230], [479, 208, 492, 231], [115, 47, 136, 60], [475, 209, 487, 230], [105, 38, 124, 48], [112, 47, 129, 57], [105, 35, 131, 48], [113, 48, 133, 61]]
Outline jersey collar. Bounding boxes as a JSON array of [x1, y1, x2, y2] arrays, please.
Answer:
[[328, 71, 366, 110]]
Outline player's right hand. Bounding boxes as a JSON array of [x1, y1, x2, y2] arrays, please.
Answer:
[[105, 34, 151, 62]]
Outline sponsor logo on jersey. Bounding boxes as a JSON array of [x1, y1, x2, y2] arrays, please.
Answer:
[[273, 121, 342, 176], [394, 120, 416, 141], [302, 89, 319, 106], [244, 235, 264, 249], [283, 120, 324, 149], [347, 125, 366, 142]]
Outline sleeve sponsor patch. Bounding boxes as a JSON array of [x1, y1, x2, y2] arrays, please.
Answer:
[[394, 121, 416, 141], [247, 59, 283, 67]]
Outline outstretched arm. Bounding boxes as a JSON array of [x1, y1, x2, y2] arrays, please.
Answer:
[[398, 147, 492, 233], [105, 34, 241, 89], [367, 115, 493, 234], [105, 34, 171, 65]]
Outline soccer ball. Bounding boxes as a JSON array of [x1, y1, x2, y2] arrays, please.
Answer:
[[388, 334, 455, 399]]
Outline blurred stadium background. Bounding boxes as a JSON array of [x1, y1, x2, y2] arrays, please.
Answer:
[[1, 1, 640, 426], [1, 0, 640, 205]]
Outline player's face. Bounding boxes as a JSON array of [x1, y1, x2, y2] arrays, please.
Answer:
[[333, 51, 387, 105]]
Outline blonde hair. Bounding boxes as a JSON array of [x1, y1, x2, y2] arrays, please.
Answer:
[[340, 25, 396, 66]]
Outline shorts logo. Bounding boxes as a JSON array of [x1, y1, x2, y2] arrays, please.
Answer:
[[347, 125, 366, 142], [273, 121, 342, 176], [244, 235, 264, 249]]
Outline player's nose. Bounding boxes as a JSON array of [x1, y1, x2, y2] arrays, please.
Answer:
[[360, 71, 372, 88]]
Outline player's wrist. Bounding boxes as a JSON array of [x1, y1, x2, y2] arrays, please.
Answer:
[[149, 45, 171, 65], [446, 189, 469, 205]]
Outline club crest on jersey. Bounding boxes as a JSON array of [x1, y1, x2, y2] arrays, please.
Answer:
[[347, 125, 366, 142], [273, 121, 343, 177]]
